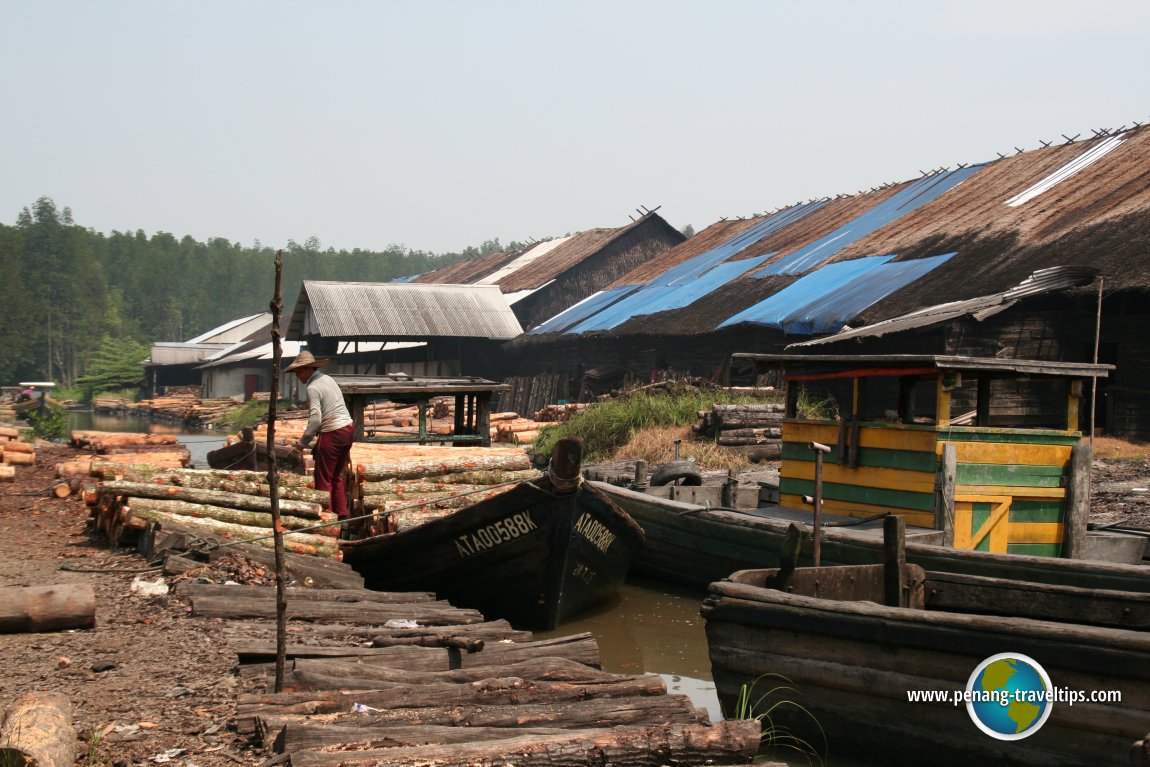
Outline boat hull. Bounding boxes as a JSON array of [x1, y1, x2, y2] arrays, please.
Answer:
[[594, 482, 1150, 595], [340, 479, 644, 631], [703, 569, 1150, 767]]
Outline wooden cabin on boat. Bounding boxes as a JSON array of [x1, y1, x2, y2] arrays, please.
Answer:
[[733, 354, 1113, 558]]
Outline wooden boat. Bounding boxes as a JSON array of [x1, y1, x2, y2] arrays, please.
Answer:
[[593, 481, 1150, 594], [340, 438, 645, 632], [702, 554, 1150, 766], [593, 353, 1147, 590], [12, 382, 64, 421]]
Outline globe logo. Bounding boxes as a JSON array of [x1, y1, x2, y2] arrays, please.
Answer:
[[966, 653, 1053, 740]]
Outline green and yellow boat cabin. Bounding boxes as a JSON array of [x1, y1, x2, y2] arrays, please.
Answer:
[[733, 354, 1113, 558]]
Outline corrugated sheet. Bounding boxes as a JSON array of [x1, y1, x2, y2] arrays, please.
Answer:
[[756, 166, 983, 276], [788, 266, 1099, 347], [476, 237, 573, 286], [185, 313, 268, 344], [721, 253, 955, 334], [298, 281, 523, 340], [1006, 134, 1125, 207], [527, 285, 639, 335]]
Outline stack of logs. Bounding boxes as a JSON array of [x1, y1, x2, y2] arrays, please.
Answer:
[[1, 425, 34, 481], [694, 403, 785, 461], [351, 444, 538, 535], [169, 575, 768, 767], [79, 429, 540, 557], [60, 431, 192, 482]]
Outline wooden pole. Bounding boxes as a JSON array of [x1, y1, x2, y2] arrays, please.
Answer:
[[883, 515, 906, 607], [268, 248, 287, 692], [808, 441, 831, 566]]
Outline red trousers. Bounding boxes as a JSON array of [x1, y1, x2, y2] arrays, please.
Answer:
[[313, 423, 355, 518]]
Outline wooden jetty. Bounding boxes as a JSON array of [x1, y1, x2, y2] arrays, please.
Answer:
[[130, 518, 771, 767]]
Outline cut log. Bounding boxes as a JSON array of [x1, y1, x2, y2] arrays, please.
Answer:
[[287, 721, 765, 767], [55, 459, 93, 478], [175, 583, 435, 604], [0, 465, 14, 482], [4, 452, 35, 466], [236, 633, 599, 670], [188, 595, 483, 625], [276, 723, 571, 753], [205, 544, 364, 589], [284, 619, 531, 645], [259, 694, 708, 749], [0, 426, 20, 438], [126, 505, 340, 556], [3, 441, 35, 454], [101, 484, 325, 524], [235, 675, 669, 733], [0, 584, 96, 633], [357, 453, 531, 482], [0, 692, 76, 767]]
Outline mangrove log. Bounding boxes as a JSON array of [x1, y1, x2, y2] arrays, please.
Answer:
[[0, 584, 96, 633], [188, 595, 482, 625], [100, 483, 324, 521], [357, 453, 531, 482], [0, 692, 76, 767]]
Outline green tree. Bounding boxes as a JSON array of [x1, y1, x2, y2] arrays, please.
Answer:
[[73, 335, 149, 402]]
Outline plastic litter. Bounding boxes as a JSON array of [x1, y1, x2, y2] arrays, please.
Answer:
[[130, 576, 170, 596], [384, 618, 418, 628], [351, 703, 383, 713]]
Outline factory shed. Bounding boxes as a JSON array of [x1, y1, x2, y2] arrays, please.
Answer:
[[506, 124, 1150, 438], [285, 281, 523, 383], [412, 210, 686, 331]]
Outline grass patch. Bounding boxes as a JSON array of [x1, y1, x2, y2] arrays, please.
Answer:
[[733, 673, 826, 765], [609, 425, 753, 470], [532, 384, 779, 462], [1092, 437, 1150, 461]]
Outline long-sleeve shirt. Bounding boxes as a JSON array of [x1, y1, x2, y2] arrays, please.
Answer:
[[300, 370, 352, 447]]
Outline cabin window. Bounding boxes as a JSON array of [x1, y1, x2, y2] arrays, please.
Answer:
[[787, 379, 849, 421]]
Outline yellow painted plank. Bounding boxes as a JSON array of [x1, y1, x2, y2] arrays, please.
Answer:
[[990, 512, 1009, 553], [953, 502, 973, 549], [1008, 523, 1064, 544], [782, 461, 937, 493], [779, 494, 937, 528], [955, 484, 1066, 499], [937, 441, 1072, 466], [783, 421, 938, 453]]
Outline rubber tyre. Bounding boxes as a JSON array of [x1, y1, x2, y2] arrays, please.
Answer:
[[650, 460, 703, 487]]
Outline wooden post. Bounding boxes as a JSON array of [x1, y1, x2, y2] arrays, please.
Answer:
[[808, 441, 831, 566], [632, 460, 648, 489], [883, 515, 907, 607], [1063, 441, 1092, 559], [267, 248, 288, 693], [936, 443, 956, 547]]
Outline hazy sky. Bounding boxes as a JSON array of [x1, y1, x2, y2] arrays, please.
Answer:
[[5, 1, 1150, 254]]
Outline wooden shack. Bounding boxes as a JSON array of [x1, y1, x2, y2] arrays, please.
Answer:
[[735, 354, 1113, 558]]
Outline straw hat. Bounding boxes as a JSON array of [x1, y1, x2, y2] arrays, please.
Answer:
[[284, 350, 330, 372]]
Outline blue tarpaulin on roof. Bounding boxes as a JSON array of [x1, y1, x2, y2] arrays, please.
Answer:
[[550, 201, 827, 335], [719, 252, 955, 334], [567, 255, 771, 332], [756, 166, 982, 277], [528, 285, 639, 335]]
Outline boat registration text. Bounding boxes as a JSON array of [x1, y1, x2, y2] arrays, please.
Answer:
[[454, 512, 538, 557]]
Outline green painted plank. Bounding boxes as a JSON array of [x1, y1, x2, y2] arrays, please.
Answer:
[[782, 442, 939, 473], [955, 463, 1066, 487], [972, 502, 991, 552], [780, 477, 935, 512], [1008, 501, 1065, 524], [1007, 542, 1062, 557]]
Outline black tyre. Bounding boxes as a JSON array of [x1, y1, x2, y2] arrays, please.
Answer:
[[650, 460, 703, 487]]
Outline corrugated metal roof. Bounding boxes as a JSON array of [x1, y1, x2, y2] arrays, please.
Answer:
[[721, 253, 954, 334], [185, 313, 269, 344], [292, 281, 523, 340], [788, 266, 1099, 347], [756, 166, 983, 276]]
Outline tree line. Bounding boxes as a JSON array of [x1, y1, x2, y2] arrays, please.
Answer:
[[0, 196, 520, 389]]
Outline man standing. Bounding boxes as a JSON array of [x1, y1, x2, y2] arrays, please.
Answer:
[[285, 351, 354, 520]]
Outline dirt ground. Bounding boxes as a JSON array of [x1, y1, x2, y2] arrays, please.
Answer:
[[1, 441, 1148, 767]]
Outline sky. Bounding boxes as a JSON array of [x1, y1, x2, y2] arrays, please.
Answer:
[[5, 1, 1150, 255]]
